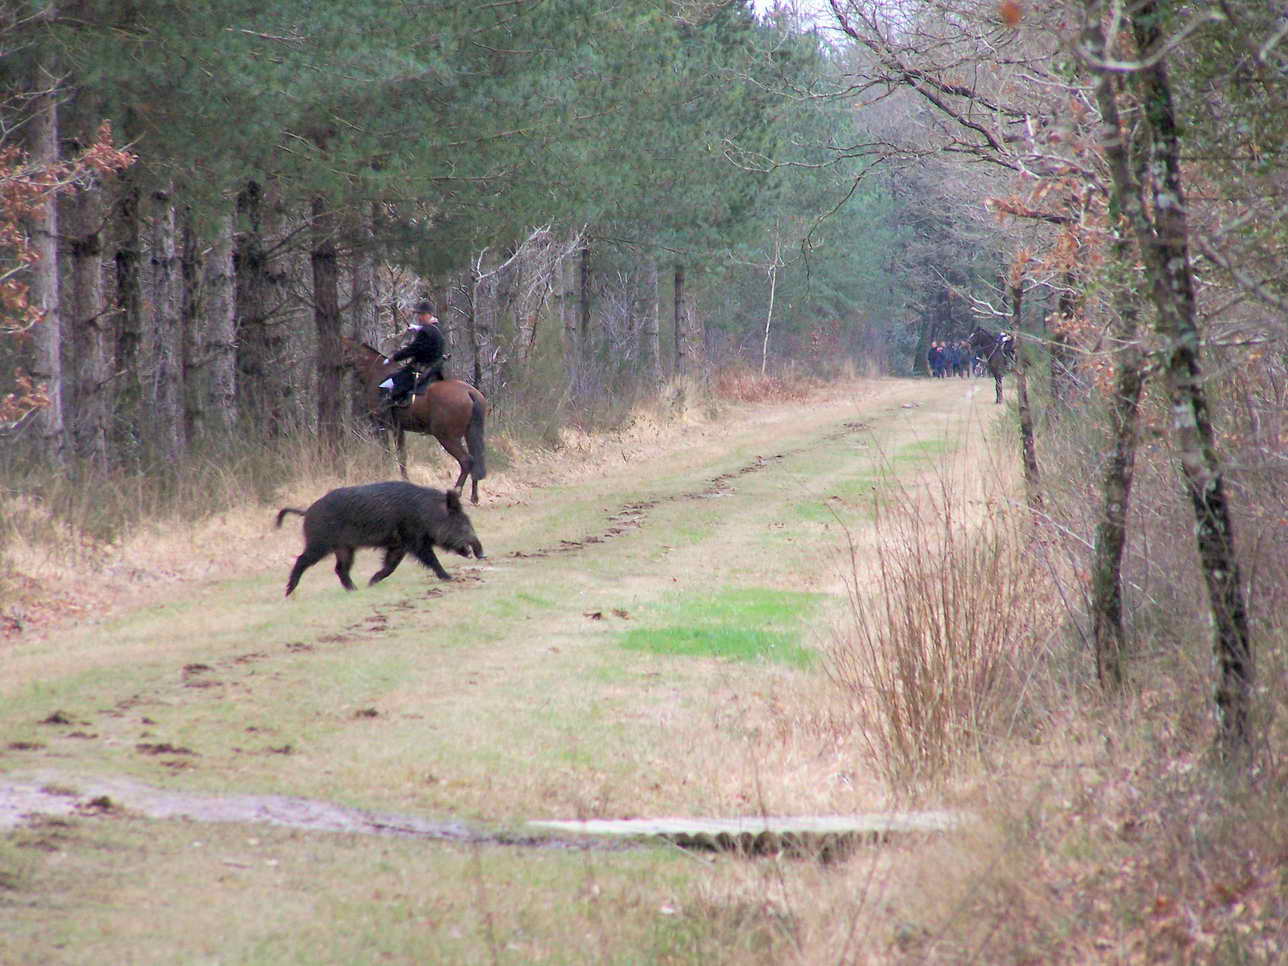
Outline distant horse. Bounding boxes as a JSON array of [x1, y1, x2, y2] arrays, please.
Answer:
[[968, 325, 1015, 404], [341, 338, 488, 504]]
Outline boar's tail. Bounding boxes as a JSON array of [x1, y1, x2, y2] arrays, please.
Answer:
[[275, 507, 306, 528], [467, 394, 487, 481]]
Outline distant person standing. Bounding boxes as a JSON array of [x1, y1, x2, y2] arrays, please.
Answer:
[[927, 341, 942, 377]]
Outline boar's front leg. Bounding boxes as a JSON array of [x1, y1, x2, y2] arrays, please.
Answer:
[[369, 546, 406, 586], [411, 541, 452, 580]]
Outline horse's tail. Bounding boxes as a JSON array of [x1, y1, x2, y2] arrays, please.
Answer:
[[276, 507, 306, 528], [467, 392, 487, 481]]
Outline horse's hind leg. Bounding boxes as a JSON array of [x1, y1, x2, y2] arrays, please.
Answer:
[[369, 546, 405, 585], [437, 435, 474, 502], [994, 371, 1003, 404]]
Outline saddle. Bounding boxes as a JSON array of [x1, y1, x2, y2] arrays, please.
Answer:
[[378, 365, 446, 409]]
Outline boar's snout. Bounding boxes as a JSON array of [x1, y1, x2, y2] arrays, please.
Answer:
[[441, 489, 482, 558]]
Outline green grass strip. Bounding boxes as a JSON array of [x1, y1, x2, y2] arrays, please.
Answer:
[[619, 587, 822, 668]]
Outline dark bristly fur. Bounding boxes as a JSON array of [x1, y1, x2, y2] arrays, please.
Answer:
[[277, 481, 484, 596]]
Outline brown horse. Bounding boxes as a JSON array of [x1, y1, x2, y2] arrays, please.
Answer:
[[341, 338, 488, 503], [968, 325, 1015, 404]]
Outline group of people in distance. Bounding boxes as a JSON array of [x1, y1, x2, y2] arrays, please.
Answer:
[[927, 339, 975, 379]]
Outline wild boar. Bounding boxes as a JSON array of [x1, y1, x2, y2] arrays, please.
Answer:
[[276, 481, 484, 596]]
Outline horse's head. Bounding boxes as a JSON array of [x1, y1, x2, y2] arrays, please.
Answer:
[[340, 337, 392, 378]]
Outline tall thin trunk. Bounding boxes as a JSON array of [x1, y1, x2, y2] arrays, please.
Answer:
[[1084, 0, 1252, 750], [643, 258, 661, 385], [1133, 5, 1251, 754], [204, 208, 237, 433], [311, 198, 342, 453], [349, 204, 380, 426], [235, 179, 285, 436], [561, 254, 578, 381], [1091, 299, 1145, 691], [1085, 48, 1148, 692], [761, 263, 778, 378], [112, 174, 143, 441], [468, 261, 484, 389], [27, 57, 65, 460], [673, 264, 687, 377], [1011, 278, 1041, 511], [578, 246, 592, 359], [180, 206, 199, 443], [64, 170, 109, 469], [146, 182, 185, 462]]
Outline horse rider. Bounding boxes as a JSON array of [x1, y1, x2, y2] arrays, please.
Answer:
[[997, 330, 1016, 364], [381, 301, 446, 409]]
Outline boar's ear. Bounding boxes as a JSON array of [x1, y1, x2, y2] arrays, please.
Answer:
[[445, 488, 463, 513]]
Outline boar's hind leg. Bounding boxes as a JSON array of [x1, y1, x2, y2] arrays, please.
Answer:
[[333, 546, 358, 591], [285, 546, 328, 597], [369, 546, 406, 586], [412, 541, 453, 580]]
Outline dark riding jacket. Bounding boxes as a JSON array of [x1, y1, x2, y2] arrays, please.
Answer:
[[392, 324, 444, 370]]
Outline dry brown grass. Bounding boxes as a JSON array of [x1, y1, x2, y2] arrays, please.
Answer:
[[825, 478, 1060, 788], [713, 363, 820, 404]]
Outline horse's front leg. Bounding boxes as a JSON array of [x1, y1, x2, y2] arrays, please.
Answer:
[[994, 371, 1003, 404]]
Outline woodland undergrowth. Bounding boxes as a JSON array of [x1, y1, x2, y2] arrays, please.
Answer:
[[818, 370, 1286, 962]]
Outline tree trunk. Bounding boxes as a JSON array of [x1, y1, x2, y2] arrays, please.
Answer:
[[1085, 57, 1148, 692], [235, 179, 286, 436], [561, 254, 578, 381], [311, 197, 342, 453], [180, 205, 200, 443], [1133, 6, 1251, 754], [1011, 278, 1041, 511], [761, 263, 778, 377], [203, 208, 238, 434], [468, 261, 484, 389], [578, 245, 592, 359], [644, 258, 661, 385], [673, 263, 687, 377], [348, 204, 381, 427], [64, 168, 110, 469], [1090, 303, 1145, 692], [145, 182, 185, 463], [27, 56, 65, 461], [1084, 0, 1253, 751], [112, 174, 143, 448]]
